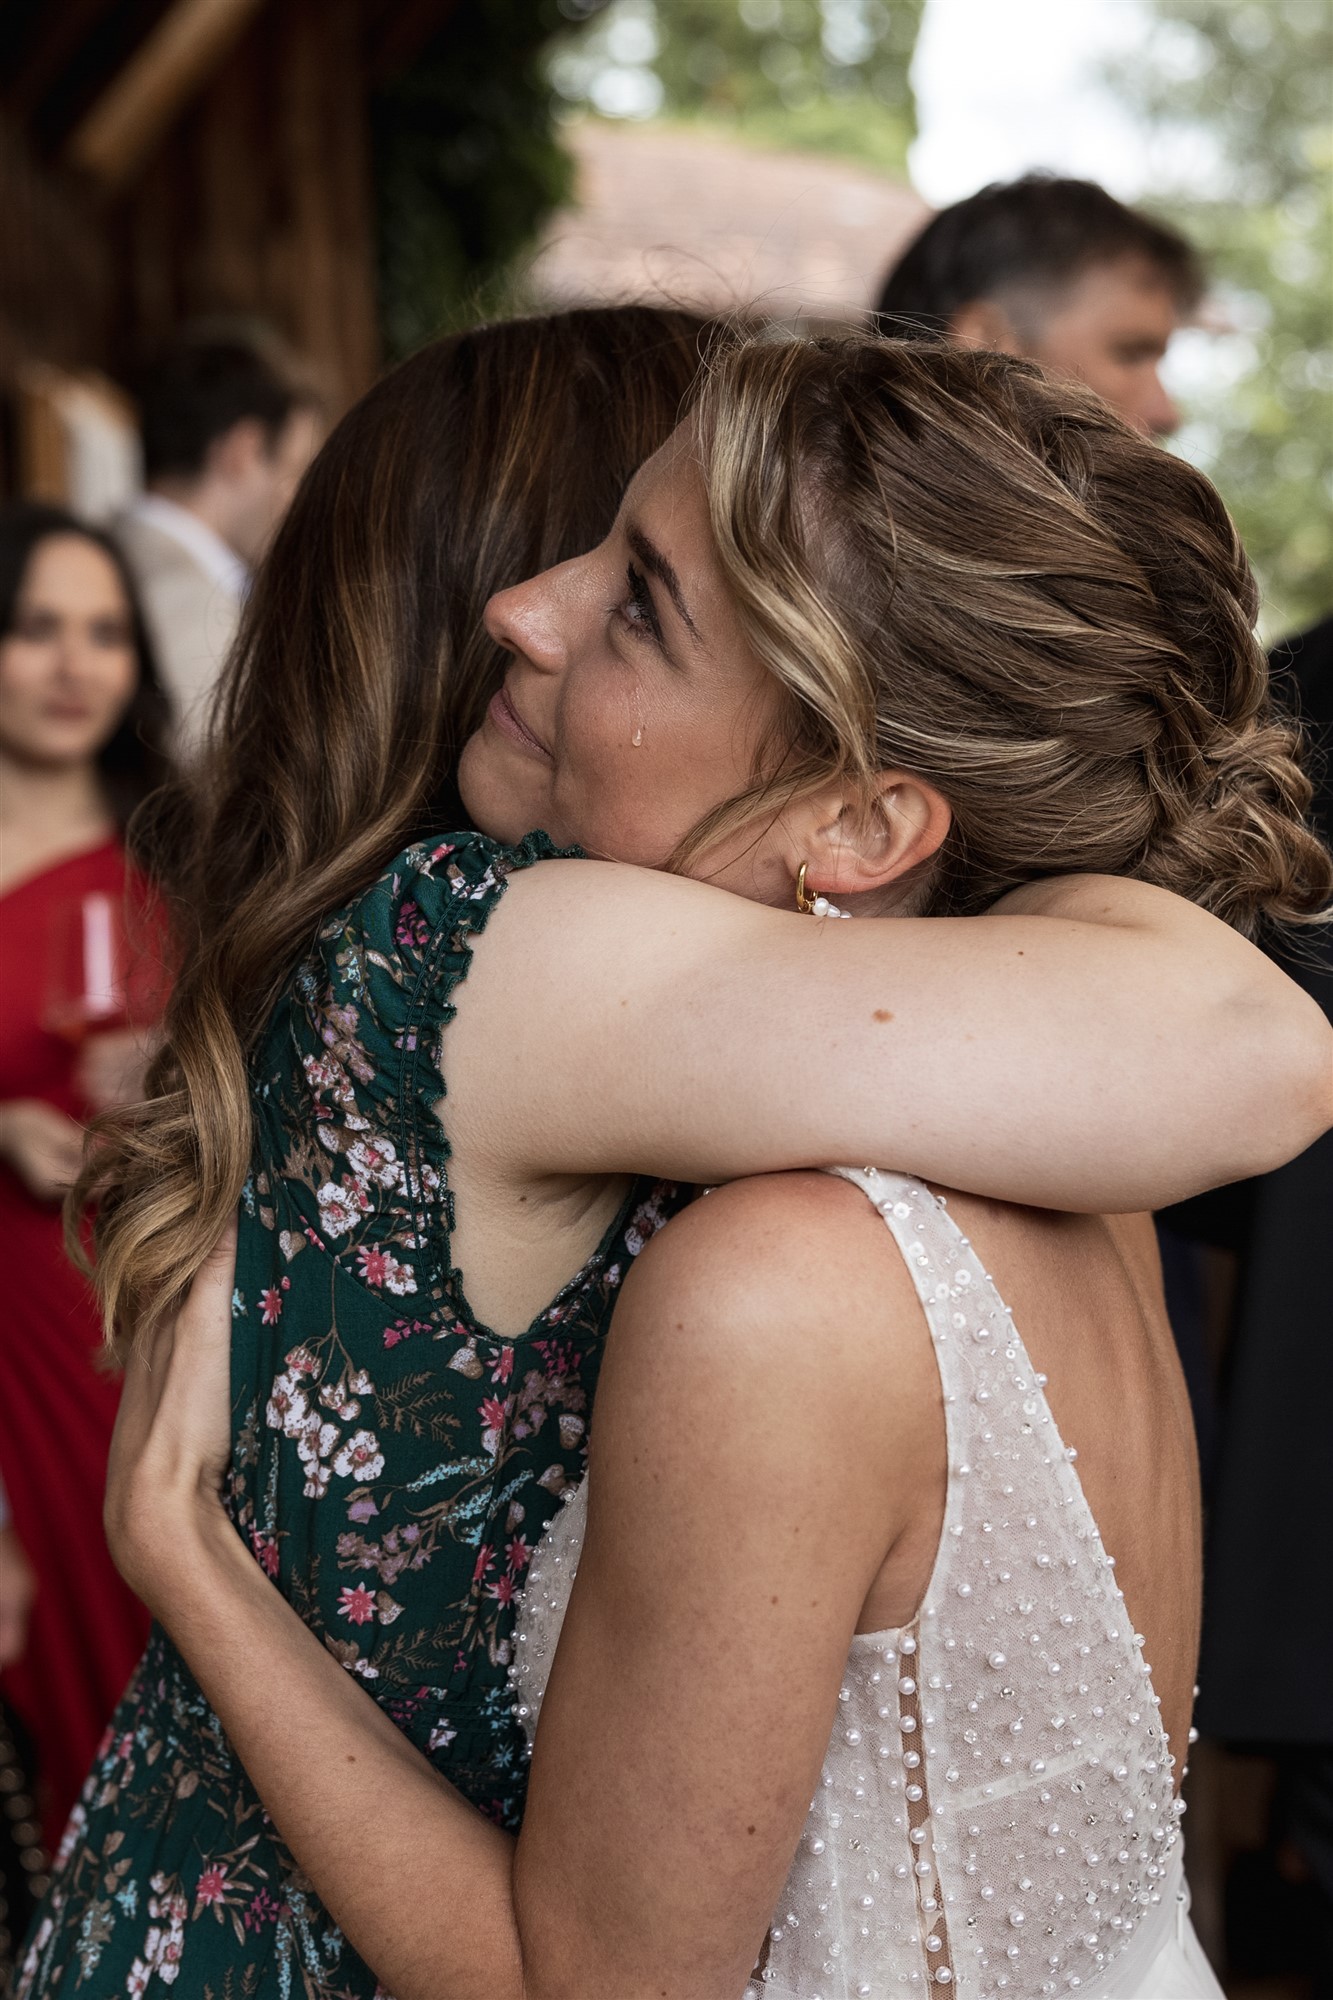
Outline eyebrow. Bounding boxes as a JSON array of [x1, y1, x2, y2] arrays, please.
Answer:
[[627, 523, 703, 645]]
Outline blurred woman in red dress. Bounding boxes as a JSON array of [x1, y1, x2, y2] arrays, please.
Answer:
[[0, 505, 172, 1851]]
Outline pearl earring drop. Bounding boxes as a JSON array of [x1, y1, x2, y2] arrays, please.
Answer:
[[795, 861, 852, 919]]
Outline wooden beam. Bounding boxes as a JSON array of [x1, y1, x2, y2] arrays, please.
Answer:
[[64, 0, 265, 190]]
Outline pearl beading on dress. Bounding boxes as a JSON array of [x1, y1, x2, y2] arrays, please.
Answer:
[[511, 1172, 1185, 1998]]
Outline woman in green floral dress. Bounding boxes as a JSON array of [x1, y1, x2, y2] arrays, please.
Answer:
[[18, 322, 1326, 2000], [16, 306, 709, 2000]]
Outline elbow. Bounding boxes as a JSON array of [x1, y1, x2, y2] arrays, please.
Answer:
[[1219, 978, 1333, 1182]]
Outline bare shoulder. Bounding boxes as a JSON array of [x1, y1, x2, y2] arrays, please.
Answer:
[[605, 1173, 935, 1444]]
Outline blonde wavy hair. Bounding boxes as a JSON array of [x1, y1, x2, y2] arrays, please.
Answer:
[[680, 332, 1332, 931]]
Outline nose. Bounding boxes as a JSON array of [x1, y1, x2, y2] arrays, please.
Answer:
[[1140, 368, 1181, 440], [483, 566, 571, 677]]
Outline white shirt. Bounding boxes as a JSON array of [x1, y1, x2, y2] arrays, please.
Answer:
[[124, 493, 249, 605], [114, 496, 250, 751]]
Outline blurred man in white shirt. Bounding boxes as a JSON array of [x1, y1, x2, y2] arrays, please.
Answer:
[[116, 333, 323, 748]]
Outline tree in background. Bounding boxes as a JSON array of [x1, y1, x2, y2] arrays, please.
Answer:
[[548, 0, 927, 178], [1113, 0, 1332, 636], [371, 0, 583, 360], [370, 0, 926, 361]]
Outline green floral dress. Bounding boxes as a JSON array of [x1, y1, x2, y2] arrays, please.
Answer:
[[16, 831, 684, 2000]]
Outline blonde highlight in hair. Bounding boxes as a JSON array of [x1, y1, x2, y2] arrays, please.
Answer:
[[680, 331, 1332, 929]]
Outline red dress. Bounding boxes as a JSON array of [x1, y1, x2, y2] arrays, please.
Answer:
[[0, 840, 159, 1851]]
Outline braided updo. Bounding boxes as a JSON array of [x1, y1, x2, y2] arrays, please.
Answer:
[[684, 332, 1331, 935]]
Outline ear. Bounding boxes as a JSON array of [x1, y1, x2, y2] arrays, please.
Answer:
[[205, 417, 270, 484], [785, 771, 952, 904], [948, 297, 1025, 356]]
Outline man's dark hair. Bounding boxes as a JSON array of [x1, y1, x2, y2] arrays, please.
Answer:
[[135, 331, 315, 481], [875, 174, 1205, 338]]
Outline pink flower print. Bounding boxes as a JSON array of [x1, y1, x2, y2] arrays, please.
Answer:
[[358, 1245, 417, 1295], [487, 1573, 516, 1607], [396, 900, 431, 949], [383, 1253, 417, 1296], [426, 1719, 457, 1752], [480, 1396, 510, 1455], [472, 1545, 494, 1584], [321, 1001, 360, 1045], [243, 1886, 285, 1931], [428, 841, 457, 864], [338, 1584, 377, 1626], [316, 1180, 361, 1239], [358, 1245, 390, 1287], [333, 1428, 385, 1482], [285, 1344, 321, 1377], [506, 1535, 532, 1573], [491, 1346, 514, 1385], [260, 1288, 284, 1326], [347, 1492, 378, 1523], [347, 1136, 402, 1191], [249, 1531, 281, 1578], [127, 1959, 152, 1996], [194, 1864, 228, 1907]]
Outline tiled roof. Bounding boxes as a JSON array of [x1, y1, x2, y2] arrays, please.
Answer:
[[528, 117, 929, 323]]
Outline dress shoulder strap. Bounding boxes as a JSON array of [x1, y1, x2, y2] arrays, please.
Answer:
[[289, 828, 574, 1315]]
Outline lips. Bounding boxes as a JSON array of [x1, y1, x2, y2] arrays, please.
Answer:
[[488, 682, 552, 761]]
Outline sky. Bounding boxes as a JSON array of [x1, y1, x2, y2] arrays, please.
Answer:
[[909, 0, 1208, 204], [908, 0, 1230, 416]]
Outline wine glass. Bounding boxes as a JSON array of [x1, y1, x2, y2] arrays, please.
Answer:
[[42, 891, 131, 1047]]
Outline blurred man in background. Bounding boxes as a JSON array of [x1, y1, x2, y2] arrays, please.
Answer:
[[875, 172, 1204, 438], [115, 330, 322, 747]]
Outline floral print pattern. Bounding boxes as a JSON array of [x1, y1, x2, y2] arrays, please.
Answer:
[[17, 832, 684, 1998]]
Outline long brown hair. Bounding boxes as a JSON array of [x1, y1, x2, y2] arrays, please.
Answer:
[[80, 306, 710, 1347], [683, 332, 1332, 931]]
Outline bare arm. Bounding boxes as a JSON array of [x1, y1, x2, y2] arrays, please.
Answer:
[[451, 863, 1332, 1211], [111, 1183, 918, 2000]]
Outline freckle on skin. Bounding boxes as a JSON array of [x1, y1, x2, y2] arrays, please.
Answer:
[[747, 1825, 757, 1835], [873, 1009, 894, 1023]]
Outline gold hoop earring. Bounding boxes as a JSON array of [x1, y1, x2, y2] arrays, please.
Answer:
[[795, 860, 853, 921]]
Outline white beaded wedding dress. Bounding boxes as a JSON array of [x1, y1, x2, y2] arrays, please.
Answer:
[[512, 1170, 1223, 1999]]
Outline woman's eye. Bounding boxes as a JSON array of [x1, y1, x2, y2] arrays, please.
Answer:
[[616, 562, 663, 645], [14, 611, 58, 642], [90, 618, 132, 649]]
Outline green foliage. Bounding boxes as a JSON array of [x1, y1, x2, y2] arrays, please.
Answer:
[[368, 0, 927, 358], [1113, 0, 1333, 637], [370, 1, 581, 360], [549, 0, 925, 177]]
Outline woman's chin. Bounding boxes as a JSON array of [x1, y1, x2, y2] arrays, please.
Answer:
[[457, 734, 546, 845]]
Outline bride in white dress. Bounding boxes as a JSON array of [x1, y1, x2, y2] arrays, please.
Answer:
[[512, 1167, 1223, 1998], [92, 326, 1330, 2000]]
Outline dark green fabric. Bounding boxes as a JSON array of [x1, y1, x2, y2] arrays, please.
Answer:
[[18, 831, 684, 1997]]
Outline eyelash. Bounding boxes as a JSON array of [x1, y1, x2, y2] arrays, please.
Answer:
[[616, 562, 663, 646]]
